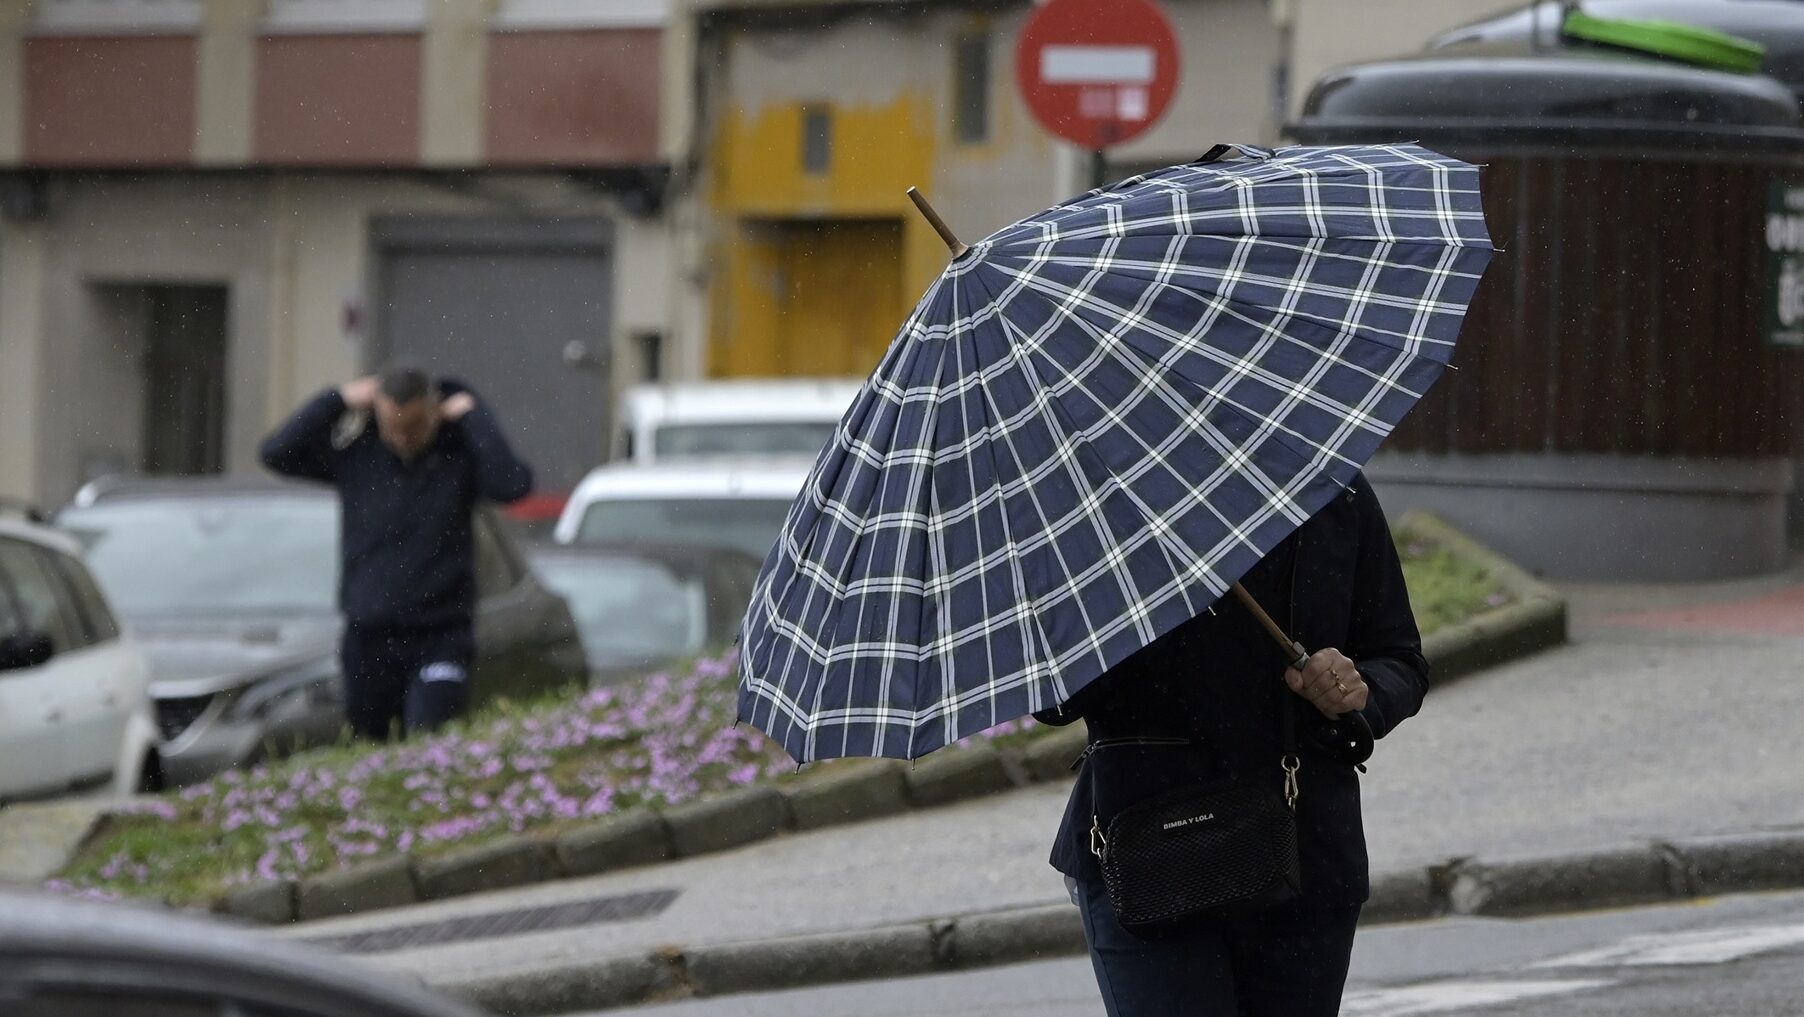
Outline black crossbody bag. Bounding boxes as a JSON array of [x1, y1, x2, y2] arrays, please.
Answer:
[[1080, 537, 1307, 937], [1083, 706, 1302, 936]]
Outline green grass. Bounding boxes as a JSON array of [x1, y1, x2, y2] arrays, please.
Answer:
[[1397, 525, 1512, 636]]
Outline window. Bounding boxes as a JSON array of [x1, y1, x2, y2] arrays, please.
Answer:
[[0, 560, 26, 643], [45, 550, 122, 645], [56, 498, 338, 618], [654, 421, 839, 459], [953, 32, 991, 144], [474, 514, 523, 599], [801, 105, 832, 175], [262, 0, 426, 33], [575, 498, 796, 560], [637, 331, 664, 383], [0, 539, 86, 653], [31, 0, 203, 35]]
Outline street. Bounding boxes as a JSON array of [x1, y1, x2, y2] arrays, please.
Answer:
[[592, 889, 1804, 1016]]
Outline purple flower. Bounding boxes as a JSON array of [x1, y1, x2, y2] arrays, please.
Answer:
[[114, 799, 180, 820]]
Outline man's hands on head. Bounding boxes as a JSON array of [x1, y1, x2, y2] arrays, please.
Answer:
[[340, 376, 381, 410], [440, 392, 476, 422]]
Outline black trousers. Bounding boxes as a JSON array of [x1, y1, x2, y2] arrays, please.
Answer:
[[340, 624, 474, 741], [1076, 875, 1361, 1017]]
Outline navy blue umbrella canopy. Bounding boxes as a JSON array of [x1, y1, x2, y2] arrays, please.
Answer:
[[738, 144, 1493, 764]]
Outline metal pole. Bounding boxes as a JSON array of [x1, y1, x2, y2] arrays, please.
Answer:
[[1089, 149, 1107, 190]]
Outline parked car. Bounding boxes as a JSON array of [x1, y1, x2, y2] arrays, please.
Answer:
[[0, 513, 160, 801], [554, 459, 811, 562], [527, 543, 762, 684], [615, 378, 860, 463], [56, 477, 587, 786], [0, 890, 483, 1017]]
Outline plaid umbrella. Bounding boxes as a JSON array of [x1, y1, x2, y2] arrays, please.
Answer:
[[738, 143, 1493, 764]]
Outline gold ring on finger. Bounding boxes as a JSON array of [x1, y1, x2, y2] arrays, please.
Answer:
[[1334, 680, 1349, 695]]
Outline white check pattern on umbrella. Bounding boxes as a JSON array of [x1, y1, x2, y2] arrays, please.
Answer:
[[738, 144, 1494, 763]]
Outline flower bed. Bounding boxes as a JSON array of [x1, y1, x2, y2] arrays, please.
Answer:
[[54, 654, 801, 905], [54, 528, 1489, 907]]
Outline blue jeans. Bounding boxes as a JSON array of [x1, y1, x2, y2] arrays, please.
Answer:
[[1075, 875, 1361, 1017]]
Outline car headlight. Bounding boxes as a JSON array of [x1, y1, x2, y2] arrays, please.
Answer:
[[230, 659, 339, 722]]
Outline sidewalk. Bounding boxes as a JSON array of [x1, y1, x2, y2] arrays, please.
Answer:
[[286, 567, 1804, 1012]]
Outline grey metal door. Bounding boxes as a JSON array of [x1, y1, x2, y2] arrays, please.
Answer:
[[374, 219, 614, 494]]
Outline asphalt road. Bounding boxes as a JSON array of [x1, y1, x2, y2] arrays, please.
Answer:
[[589, 889, 1804, 1017]]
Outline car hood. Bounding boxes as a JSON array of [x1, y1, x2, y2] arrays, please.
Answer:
[[129, 613, 342, 696]]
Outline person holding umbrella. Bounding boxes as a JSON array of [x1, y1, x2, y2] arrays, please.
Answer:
[[1030, 470, 1424, 1015], [737, 144, 1492, 1016]]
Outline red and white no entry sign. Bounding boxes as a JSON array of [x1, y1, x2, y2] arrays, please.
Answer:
[[1014, 0, 1181, 151]]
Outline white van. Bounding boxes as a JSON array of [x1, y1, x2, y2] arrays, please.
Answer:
[[616, 378, 861, 464]]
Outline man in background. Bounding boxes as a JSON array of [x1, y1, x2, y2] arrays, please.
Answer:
[[260, 366, 533, 739]]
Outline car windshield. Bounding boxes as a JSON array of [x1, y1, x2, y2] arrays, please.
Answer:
[[654, 421, 839, 459], [533, 554, 708, 668], [574, 497, 793, 560], [59, 498, 338, 617]]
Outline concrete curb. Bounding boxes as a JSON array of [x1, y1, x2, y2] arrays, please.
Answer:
[[435, 830, 1804, 1015], [43, 517, 1563, 926], [1401, 510, 1569, 684]]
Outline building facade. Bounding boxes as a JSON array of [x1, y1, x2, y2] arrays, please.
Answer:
[[0, 0, 672, 504], [663, 0, 1510, 385]]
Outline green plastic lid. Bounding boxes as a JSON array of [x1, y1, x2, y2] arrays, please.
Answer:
[[1562, 10, 1766, 74]]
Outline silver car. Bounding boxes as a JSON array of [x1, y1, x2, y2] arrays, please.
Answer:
[[58, 477, 587, 785]]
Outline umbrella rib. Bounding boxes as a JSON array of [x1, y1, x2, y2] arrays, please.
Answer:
[[997, 312, 1156, 692], [896, 336, 952, 757], [956, 276, 1076, 718], [808, 340, 944, 758]]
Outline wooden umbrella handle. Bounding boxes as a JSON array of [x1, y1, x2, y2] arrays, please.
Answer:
[[1229, 581, 1311, 671], [907, 187, 969, 257]]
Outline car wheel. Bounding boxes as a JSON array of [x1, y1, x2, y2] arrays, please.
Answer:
[[137, 751, 166, 794]]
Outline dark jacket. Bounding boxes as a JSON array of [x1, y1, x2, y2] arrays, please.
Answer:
[[1034, 474, 1426, 907], [258, 381, 533, 632]]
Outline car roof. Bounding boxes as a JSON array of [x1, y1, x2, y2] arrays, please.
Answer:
[[0, 516, 86, 558], [67, 474, 331, 509], [566, 459, 812, 502], [0, 891, 482, 1016], [621, 378, 861, 426]]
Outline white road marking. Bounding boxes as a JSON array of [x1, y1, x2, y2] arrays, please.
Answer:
[[1338, 978, 1613, 1016], [1530, 922, 1804, 969]]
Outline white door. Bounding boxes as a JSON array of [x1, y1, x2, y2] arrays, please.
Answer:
[[0, 540, 71, 798], [38, 546, 139, 783], [0, 540, 132, 785]]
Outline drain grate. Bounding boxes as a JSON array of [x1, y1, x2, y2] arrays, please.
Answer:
[[301, 888, 680, 954]]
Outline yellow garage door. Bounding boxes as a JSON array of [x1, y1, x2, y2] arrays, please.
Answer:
[[715, 218, 905, 378]]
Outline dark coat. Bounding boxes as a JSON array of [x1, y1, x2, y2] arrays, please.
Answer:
[[258, 381, 533, 633], [1034, 473, 1427, 907]]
